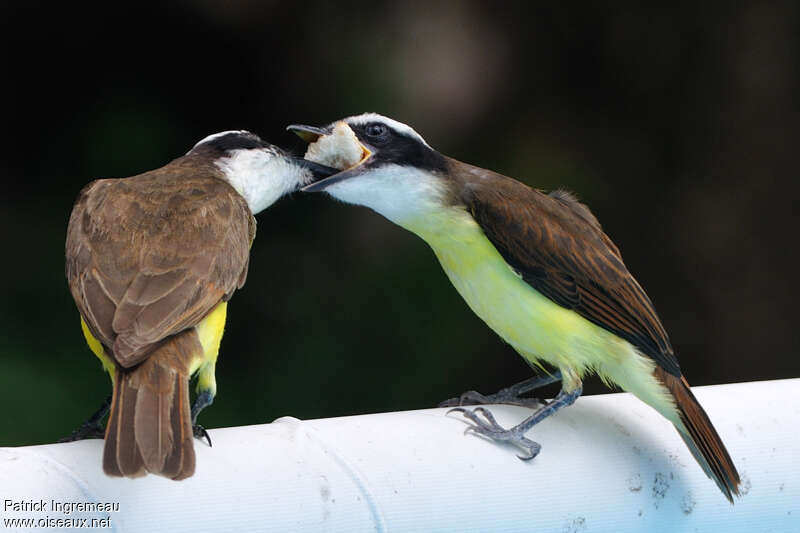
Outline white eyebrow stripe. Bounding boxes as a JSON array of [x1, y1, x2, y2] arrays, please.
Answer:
[[345, 113, 430, 148]]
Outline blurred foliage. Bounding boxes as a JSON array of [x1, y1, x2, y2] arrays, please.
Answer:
[[2, 2, 798, 446]]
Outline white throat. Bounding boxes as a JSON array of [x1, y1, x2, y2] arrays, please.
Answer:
[[324, 164, 449, 228], [215, 149, 312, 214]]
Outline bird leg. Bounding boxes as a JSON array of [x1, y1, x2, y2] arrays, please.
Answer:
[[191, 390, 214, 447], [58, 395, 112, 442], [448, 384, 582, 460], [439, 371, 561, 408]]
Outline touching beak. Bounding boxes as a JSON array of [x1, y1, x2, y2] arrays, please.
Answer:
[[290, 157, 339, 181], [287, 123, 373, 193]]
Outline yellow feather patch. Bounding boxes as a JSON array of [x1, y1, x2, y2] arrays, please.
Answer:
[[80, 316, 115, 379], [406, 207, 678, 414], [191, 301, 228, 397]]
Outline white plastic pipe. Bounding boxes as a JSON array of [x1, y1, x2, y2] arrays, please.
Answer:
[[1, 379, 797, 532]]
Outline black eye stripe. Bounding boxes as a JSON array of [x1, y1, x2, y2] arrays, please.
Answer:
[[366, 123, 388, 137], [350, 122, 446, 172]]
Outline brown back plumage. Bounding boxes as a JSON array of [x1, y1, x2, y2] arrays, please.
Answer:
[[66, 155, 254, 479], [449, 159, 740, 500], [451, 159, 680, 376]]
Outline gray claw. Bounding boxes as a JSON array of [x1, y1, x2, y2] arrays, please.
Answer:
[[439, 390, 543, 409], [439, 391, 489, 407], [472, 407, 497, 423], [193, 424, 212, 447], [516, 440, 542, 461], [58, 424, 105, 442], [438, 373, 561, 409], [449, 406, 542, 460], [59, 396, 111, 442]]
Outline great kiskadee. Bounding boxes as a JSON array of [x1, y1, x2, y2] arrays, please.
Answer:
[[289, 114, 741, 502], [65, 131, 335, 479]]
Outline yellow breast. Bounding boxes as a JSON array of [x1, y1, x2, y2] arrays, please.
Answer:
[[403, 208, 634, 384], [400, 208, 677, 418]]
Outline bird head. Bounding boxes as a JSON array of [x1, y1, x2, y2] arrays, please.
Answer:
[[189, 130, 337, 214], [288, 114, 451, 226]]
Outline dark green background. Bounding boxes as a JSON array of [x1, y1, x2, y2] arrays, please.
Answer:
[[2, 2, 798, 446]]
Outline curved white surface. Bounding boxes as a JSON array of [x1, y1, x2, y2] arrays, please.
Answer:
[[1, 379, 797, 532]]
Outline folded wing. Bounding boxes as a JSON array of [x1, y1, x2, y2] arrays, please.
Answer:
[[66, 170, 254, 367]]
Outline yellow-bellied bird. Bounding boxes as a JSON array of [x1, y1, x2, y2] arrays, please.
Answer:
[[65, 131, 335, 479], [289, 114, 740, 502]]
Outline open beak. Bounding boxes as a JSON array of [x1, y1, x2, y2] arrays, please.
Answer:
[[290, 157, 339, 181], [286, 124, 329, 143], [287, 123, 373, 193]]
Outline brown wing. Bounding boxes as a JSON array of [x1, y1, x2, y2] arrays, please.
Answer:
[[453, 161, 680, 376], [66, 163, 254, 368]]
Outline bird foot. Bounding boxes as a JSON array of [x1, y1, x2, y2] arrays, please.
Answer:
[[439, 390, 544, 409], [190, 390, 214, 447], [438, 373, 561, 409], [193, 424, 212, 447], [58, 422, 106, 442], [58, 395, 111, 443], [448, 407, 541, 460]]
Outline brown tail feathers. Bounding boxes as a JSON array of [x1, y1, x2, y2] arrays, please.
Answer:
[[104, 332, 200, 480], [655, 367, 741, 502]]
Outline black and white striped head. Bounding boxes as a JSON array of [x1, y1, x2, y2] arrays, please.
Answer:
[[190, 130, 274, 154], [289, 114, 446, 177], [189, 130, 336, 214], [287, 114, 450, 226]]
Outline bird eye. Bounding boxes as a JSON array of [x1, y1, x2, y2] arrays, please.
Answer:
[[365, 123, 388, 140]]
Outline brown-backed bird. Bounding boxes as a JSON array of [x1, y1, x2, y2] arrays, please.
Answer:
[[289, 114, 740, 502], [65, 131, 334, 479]]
